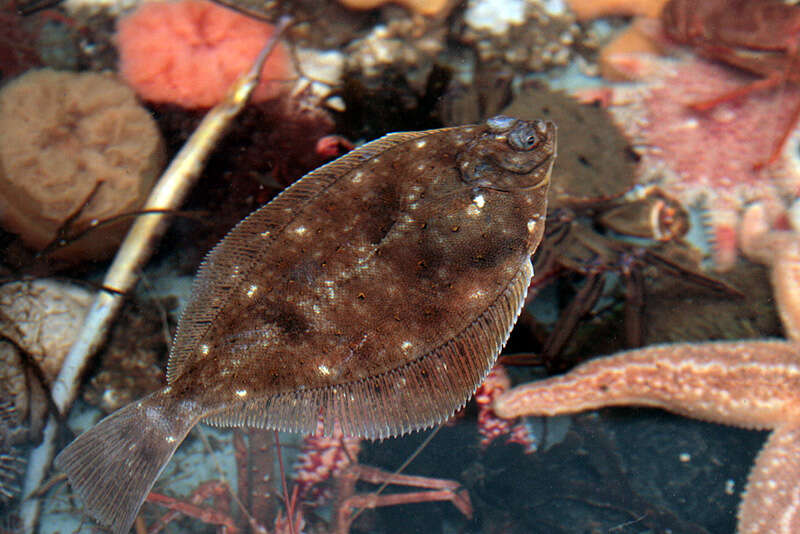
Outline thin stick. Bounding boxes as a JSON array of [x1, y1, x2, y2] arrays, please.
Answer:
[[52, 11, 292, 417], [196, 426, 257, 527], [20, 17, 293, 533], [274, 430, 296, 534]]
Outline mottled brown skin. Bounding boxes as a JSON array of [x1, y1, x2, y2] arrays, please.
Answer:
[[55, 116, 556, 534], [178, 125, 549, 396]]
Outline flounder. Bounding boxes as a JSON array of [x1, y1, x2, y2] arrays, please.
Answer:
[[55, 116, 557, 533]]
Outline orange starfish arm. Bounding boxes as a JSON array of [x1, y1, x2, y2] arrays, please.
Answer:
[[493, 340, 800, 430], [740, 423, 800, 534], [740, 204, 800, 343]]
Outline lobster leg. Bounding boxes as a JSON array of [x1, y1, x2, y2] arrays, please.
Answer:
[[688, 66, 800, 169], [759, 34, 800, 169], [690, 71, 783, 111], [758, 98, 800, 169], [687, 25, 800, 168]]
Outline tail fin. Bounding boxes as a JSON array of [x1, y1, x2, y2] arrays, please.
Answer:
[[55, 391, 197, 534]]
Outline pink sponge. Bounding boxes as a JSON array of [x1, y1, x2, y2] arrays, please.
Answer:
[[116, 0, 295, 108]]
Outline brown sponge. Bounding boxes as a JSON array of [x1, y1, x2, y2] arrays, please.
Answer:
[[0, 69, 165, 261]]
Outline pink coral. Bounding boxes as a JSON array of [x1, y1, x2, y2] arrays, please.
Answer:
[[116, 0, 295, 108], [584, 54, 800, 269]]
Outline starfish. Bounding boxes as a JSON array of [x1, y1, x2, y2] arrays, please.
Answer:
[[739, 202, 800, 343], [493, 339, 800, 533]]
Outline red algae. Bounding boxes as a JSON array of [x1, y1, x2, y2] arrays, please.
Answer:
[[474, 364, 537, 452], [116, 0, 295, 108]]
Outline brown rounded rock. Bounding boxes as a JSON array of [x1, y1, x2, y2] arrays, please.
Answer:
[[0, 69, 165, 261]]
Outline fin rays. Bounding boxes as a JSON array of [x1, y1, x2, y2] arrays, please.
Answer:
[[55, 392, 197, 534]]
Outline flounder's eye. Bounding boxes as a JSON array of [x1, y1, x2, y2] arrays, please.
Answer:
[[508, 121, 544, 151]]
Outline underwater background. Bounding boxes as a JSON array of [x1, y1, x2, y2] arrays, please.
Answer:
[[0, 0, 798, 532]]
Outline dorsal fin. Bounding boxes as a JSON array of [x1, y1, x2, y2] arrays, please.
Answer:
[[167, 127, 461, 383], [202, 260, 533, 439]]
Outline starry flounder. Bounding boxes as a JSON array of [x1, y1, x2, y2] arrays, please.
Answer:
[[55, 116, 556, 533]]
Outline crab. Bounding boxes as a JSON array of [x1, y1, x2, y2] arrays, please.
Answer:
[[528, 185, 740, 365]]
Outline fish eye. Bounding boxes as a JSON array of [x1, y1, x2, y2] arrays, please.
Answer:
[[509, 126, 540, 151]]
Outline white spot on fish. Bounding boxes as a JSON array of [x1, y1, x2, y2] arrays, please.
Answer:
[[201, 344, 210, 355], [473, 194, 485, 208], [416, 140, 427, 149], [318, 364, 331, 376], [294, 226, 307, 236], [470, 289, 486, 299], [246, 284, 258, 298], [527, 220, 537, 233], [236, 389, 248, 397]]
